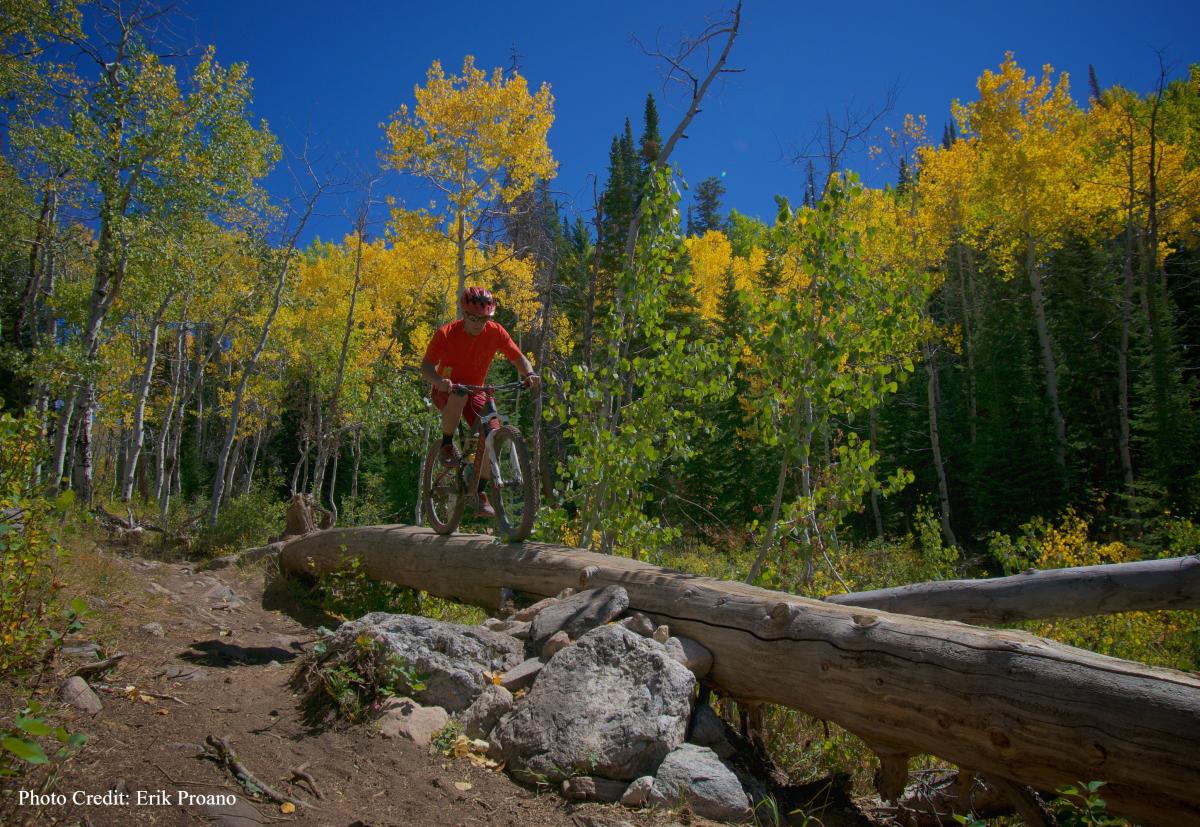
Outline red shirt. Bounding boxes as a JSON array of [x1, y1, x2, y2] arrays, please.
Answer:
[[423, 319, 523, 386]]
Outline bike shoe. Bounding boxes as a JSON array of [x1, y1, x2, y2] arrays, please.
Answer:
[[476, 492, 496, 518], [439, 443, 461, 467]]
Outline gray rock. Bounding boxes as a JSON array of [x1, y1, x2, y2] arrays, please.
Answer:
[[647, 744, 752, 823], [62, 643, 101, 659], [488, 624, 694, 782], [377, 697, 449, 745], [688, 704, 734, 759], [59, 677, 102, 714], [325, 614, 523, 712], [203, 583, 239, 604], [617, 612, 655, 637], [482, 618, 532, 639], [141, 622, 166, 638], [499, 657, 544, 692], [513, 596, 559, 622], [460, 685, 513, 739], [155, 663, 205, 682], [662, 636, 713, 679], [203, 555, 239, 570], [541, 630, 571, 658], [621, 775, 655, 807], [529, 585, 629, 644], [561, 776, 629, 803]]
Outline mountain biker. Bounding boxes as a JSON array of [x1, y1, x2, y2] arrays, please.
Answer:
[[420, 287, 539, 517]]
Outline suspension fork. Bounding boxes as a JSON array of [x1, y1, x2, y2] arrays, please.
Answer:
[[481, 415, 504, 485]]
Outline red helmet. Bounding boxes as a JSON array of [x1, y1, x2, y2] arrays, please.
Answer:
[[460, 286, 496, 317]]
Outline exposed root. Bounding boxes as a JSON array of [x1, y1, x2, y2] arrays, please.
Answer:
[[201, 735, 312, 809]]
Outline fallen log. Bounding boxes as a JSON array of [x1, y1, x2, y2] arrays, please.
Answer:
[[278, 525, 1200, 826], [825, 555, 1200, 624]]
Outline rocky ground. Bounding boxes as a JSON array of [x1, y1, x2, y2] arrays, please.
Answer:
[[11, 544, 719, 827]]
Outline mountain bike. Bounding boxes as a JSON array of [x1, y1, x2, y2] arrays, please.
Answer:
[[420, 381, 537, 542]]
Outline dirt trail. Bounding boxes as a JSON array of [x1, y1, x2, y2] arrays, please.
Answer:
[[30, 547, 699, 827]]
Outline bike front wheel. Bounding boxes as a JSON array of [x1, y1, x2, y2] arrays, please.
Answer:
[[423, 443, 466, 535], [489, 425, 537, 542]]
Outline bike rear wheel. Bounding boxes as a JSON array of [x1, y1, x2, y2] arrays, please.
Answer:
[[422, 442, 466, 535], [488, 425, 536, 542]]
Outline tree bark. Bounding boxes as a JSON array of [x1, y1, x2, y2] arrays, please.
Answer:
[[923, 342, 957, 548], [121, 293, 174, 502], [155, 325, 187, 510], [278, 526, 1200, 826], [956, 243, 979, 445], [868, 407, 883, 538], [50, 387, 78, 492], [824, 555, 1200, 623], [1025, 235, 1067, 474], [746, 400, 801, 583], [350, 428, 361, 501]]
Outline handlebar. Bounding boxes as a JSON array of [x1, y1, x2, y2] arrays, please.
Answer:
[[450, 379, 532, 395]]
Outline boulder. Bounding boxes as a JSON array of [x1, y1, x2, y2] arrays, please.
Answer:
[[325, 614, 523, 712], [377, 697, 449, 745], [541, 630, 571, 658], [482, 618, 531, 639], [688, 703, 734, 759], [513, 596, 559, 622], [647, 744, 752, 823], [488, 624, 694, 782], [616, 612, 655, 637], [662, 636, 714, 679], [621, 775, 655, 807], [528, 585, 628, 645], [499, 657, 544, 692], [460, 685, 513, 739]]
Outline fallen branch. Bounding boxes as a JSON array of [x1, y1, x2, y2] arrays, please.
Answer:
[[286, 762, 323, 800], [202, 735, 310, 809], [70, 653, 125, 679], [92, 682, 188, 705]]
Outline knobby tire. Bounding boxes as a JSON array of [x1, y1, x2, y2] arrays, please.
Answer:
[[489, 425, 536, 542], [422, 442, 465, 535]]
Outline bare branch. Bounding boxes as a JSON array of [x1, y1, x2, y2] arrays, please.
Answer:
[[791, 80, 900, 195], [623, 1, 743, 268]]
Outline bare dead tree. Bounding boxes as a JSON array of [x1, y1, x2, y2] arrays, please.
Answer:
[[626, 1, 744, 265], [791, 82, 900, 197]]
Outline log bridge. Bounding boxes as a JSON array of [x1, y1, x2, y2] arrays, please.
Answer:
[[274, 525, 1200, 826]]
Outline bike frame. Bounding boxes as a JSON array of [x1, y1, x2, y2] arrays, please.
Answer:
[[453, 382, 524, 500]]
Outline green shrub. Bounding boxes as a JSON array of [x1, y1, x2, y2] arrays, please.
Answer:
[[1051, 781, 1125, 826], [313, 556, 424, 620], [293, 630, 426, 724], [194, 488, 286, 557], [0, 411, 70, 673]]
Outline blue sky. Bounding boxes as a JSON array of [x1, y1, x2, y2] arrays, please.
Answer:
[[187, 1, 1199, 244]]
